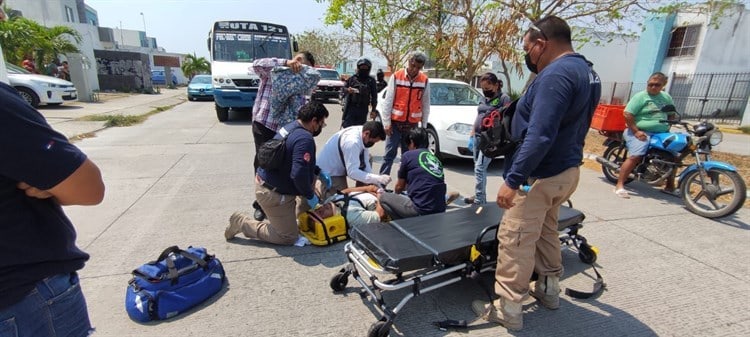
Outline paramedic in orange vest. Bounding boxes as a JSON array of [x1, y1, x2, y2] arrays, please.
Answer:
[[378, 51, 431, 176]]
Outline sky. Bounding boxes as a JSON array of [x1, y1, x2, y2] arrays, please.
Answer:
[[85, 0, 333, 59]]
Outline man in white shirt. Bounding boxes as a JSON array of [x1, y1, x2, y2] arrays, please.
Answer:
[[316, 121, 390, 200]]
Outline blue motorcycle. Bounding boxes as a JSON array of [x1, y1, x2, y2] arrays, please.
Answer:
[[597, 106, 746, 218]]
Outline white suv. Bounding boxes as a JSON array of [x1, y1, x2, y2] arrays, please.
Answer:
[[6, 63, 78, 108]]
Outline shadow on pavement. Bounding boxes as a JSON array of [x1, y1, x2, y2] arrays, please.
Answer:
[[38, 104, 83, 110]]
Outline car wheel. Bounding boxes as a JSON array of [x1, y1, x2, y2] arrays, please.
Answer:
[[16, 87, 40, 108], [188, 96, 195, 101], [426, 127, 442, 160]]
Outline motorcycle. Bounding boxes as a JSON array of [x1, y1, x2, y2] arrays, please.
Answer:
[[596, 105, 746, 218]]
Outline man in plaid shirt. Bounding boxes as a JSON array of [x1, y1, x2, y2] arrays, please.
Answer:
[[252, 51, 316, 173]]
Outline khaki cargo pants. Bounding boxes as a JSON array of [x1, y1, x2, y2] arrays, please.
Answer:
[[250, 181, 300, 245], [494, 167, 580, 303]]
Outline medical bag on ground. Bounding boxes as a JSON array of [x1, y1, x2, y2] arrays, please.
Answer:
[[298, 203, 349, 246], [125, 246, 225, 322]]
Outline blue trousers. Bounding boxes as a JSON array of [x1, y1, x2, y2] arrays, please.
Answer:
[[0, 273, 93, 337], [379, 126, 410, 175], [472, 135, 493, 204]]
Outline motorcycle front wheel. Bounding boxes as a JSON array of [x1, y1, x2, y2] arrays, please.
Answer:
[[601, 143, 631, 184], [680, 168, 747, 218]]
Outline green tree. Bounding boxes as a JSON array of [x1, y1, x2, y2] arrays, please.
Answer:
[[181, 53, 211, 80], [295, 29, 353, 68], [0, 14, 80, 69]]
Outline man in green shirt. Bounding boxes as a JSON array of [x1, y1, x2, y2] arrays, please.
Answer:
[[615, 72, 677, 198]]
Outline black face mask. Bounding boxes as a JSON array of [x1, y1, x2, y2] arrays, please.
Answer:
[[364, 141, 376, 148], [524, 53, 538, 74], [358, 69, 370, 77], [313, 127, 323, 137], [482, 90, 496, 98]]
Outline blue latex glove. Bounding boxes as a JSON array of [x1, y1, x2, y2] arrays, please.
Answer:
[[319, 172, 332, 189], [306, 195, 320, 209], [467, 136, 475, 152]]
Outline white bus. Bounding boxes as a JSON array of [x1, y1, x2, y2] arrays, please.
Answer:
[[208, 21, 296, 121]]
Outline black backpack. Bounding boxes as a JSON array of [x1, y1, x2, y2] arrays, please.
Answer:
[[477, 99, 519, 158], [257, 127, 296, 170]]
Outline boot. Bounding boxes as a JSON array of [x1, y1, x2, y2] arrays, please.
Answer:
[[225, 212, 258, 240], [471, 297, 523, 331], [530, 275, 560, 310]]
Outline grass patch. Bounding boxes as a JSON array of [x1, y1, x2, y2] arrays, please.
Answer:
[[78, 104, 177, 127], [739, 125, 750, 134]]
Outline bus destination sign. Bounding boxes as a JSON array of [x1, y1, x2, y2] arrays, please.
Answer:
[[215, 21, 286, 34]]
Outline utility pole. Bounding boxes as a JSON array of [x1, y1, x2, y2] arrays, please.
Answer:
[[140, 12, 148, 47], [359, 0, 364, 57]]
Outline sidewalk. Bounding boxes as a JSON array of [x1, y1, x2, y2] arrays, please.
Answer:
[[37, 88, 187, 139]]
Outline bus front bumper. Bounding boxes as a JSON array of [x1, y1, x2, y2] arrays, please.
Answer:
[[214, 88, 257, 108]]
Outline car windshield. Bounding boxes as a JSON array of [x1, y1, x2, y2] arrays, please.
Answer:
[[190, 76, 211, 84], [6, 63, 30, 74], [430, 83, 483, 106], [318, 69, 340, 80]]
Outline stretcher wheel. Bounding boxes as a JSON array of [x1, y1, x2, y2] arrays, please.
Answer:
[[578, 243, 598, 264], [367, 321, 389, 337], [329, 272, 349, 292]]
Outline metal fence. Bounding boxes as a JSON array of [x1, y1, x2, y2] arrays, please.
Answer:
[[598, 72, 749, 125]]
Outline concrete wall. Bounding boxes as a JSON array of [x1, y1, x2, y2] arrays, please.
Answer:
[[6, 0, 79, 25], [631, 14, 676, 85], [94, 50, 152, 91]]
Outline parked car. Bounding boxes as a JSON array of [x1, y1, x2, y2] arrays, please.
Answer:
[[187, 75, 214, 101], [311, 68, 344, 102], [376, 78, 482, 159], [6, 63, 78, 108], [151, 70, 177, 86]]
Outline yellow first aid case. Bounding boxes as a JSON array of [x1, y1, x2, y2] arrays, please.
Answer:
[[298, 211, 349, 246]]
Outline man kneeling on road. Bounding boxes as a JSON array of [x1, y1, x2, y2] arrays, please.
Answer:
[[316, 121, 390, 200], [225, 102, 329, 245]]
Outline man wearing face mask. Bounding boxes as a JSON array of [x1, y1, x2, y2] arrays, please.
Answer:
[[225, 102, 329, 245], [465, 73, 511, 205], [471, 16, 601, 331], [342, 58, 378, 127], [315, 121, 390, 200]]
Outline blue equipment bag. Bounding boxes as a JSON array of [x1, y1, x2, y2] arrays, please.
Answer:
[[125, 246, 225, 322]]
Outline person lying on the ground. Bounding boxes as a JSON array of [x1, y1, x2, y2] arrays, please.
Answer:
[[325, 184, 387, 227]]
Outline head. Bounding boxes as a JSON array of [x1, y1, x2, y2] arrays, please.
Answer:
[[479, 72, 500, 98], [522, 16, 572, 74], [356, 58, 372, 77], [405, 127, 429, 150], [62, 61, 69, 68], [297, 101, 329, 136], [292, 51, 316, 67], [406, 51, 427, 78], [361, 121, 386, 148], [646, 72, 668, 96], [376, 69, 384, 81]]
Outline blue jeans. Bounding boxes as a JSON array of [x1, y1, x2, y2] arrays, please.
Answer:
[[0, 273, 93, 337], [379, 126, 410, 175], [472, 135, 492, 204]]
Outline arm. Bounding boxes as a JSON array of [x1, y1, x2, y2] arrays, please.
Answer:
[[374, 199, 386, 219], [252, 58, 286, 79], [290, 138, 317, 199], [370, 78, 378, 110], [394, 178, 407, 194], [20, 158, 104, 205], [341, 132, 380, 184], [381, 76, 397, 129], [624, 93, 648, 141], [341, 184, 379, 195], [421, 80, 430, 126]]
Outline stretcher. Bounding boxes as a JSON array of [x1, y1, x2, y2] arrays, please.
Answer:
[[329, 203, 599, 337]]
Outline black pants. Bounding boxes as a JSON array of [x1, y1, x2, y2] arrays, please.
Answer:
[[379, 193, 420, 220], [342, 104, 369, 127], [252, 122, 277, 173]]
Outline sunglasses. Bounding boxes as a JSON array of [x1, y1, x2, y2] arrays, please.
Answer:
[[529, 24, 548, 41], [647, 83, 664, 88]]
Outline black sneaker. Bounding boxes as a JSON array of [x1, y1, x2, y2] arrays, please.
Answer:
[[252, 201, 266, 221], [463, 196, 476, 204]]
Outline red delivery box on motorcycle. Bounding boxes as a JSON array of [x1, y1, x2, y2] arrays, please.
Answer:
[[591, 104, 626, 132]]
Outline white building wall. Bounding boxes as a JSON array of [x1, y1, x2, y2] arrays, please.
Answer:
[[6, 0, 79, 25]]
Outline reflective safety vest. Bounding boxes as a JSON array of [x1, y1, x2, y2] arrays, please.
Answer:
[[391, 69, 428, 124]]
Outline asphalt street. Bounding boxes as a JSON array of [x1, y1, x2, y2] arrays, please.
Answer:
[[37, 94, 750, 337]]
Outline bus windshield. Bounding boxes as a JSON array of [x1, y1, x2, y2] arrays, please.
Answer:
[[213, 32, 291, 62]]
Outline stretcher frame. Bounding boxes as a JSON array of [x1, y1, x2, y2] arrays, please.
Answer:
[[329, 203, 597, 337]]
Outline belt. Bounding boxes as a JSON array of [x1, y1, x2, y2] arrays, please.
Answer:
[[256, 175, 278, 192]]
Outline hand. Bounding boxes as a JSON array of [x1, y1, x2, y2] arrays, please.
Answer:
[[634, 130, 647, 141], [385, 124, 392, 136], [496, 183, 517, 209], [17, 182, 54, 200], [319, 172, 332, 190], [286, 59, 302, 73], [467, 136, 475, 152], [375, 174, 392, 186], [306, 195, 320, 209], [370, 110, 378, 120]]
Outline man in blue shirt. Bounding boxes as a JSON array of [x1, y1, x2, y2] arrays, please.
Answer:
[[472, 16, 601, 331], [379, 128, 447, 219], [226, 101, 329, 245], [0, 81, 105, 337]]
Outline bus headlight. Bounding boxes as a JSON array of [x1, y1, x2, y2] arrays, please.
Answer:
[[709, 131, 723, 146]]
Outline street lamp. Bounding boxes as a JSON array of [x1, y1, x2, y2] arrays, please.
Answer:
[[140, 12, 147, 33], [140, 12, 148, 47]]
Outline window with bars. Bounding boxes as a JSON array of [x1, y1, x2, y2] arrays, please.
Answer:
[[65, 6, 75, 22], [667, 25, 700, 57]]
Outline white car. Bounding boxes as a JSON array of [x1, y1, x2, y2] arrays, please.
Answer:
[[377, 78, 483, 159], [6, 63, 78, 108]]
